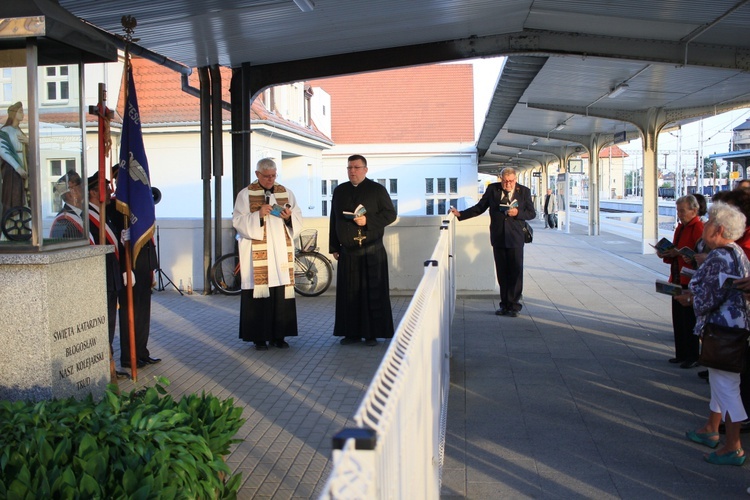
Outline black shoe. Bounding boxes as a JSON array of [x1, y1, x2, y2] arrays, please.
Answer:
[[115, 371, 130, 380], [255, 342, 268, 351], [507, 310, 519, 317], [668, 357, 684, 364], [365, 339, 377, 346], [495, 307, 507, 316], [140, 357, 162, 365], [271, 339, 290, 348], [340, 337, 361, 345], [121, 360, 147, 369], [680, 359, 699, 369], [698, 370, 709, 380]]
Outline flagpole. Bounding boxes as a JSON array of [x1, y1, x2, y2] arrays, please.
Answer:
[[121, 17, 139, 383]]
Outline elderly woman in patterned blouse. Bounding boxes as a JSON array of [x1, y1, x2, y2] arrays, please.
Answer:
[[682, 202, 750, 466]]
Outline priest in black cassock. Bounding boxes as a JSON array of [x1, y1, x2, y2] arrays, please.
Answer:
[[329, 154, 397, 346]]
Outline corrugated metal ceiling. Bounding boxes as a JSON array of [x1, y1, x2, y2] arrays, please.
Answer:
[[54, 0, 750, 171]]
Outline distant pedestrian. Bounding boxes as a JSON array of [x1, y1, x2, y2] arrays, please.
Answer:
[[735, 179, 750, 191], [543, 188, 557, 228]]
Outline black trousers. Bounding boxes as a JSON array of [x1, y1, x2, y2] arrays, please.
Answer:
[[119, 247, 154, 364], [493, 245, 524, 312], [671, 298, 698, 361]]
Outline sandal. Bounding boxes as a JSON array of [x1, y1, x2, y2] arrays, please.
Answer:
[[685, 430, 720, 448], [704, 448, 746, 466]]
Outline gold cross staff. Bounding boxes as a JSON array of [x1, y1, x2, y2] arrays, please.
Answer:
[[354, 229, 366, 247]]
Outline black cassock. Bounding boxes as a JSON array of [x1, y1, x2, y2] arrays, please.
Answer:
[[329, 178, 397, 340]]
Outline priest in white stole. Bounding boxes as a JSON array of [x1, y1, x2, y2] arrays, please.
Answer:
[[233, 158, 303, 350]]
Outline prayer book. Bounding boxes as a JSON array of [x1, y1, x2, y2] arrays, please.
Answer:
[[655, 279, 683, 296], [680, 267, 696, 279], [343, 204, 367, 219], [498, 199, 518, 212], [677, 247, 696, 260], [650, 237, 674, 252], [270, 204, 287, 217]]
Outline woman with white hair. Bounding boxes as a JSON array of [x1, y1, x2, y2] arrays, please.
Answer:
[[685, 201, 750, 465]]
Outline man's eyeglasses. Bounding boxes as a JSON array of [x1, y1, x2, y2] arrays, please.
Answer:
[[347, 166, 365, 170], [257, 172, 277, 179]]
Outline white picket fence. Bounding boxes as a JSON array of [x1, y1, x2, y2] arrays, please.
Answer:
[[319, 217, 456, 499]]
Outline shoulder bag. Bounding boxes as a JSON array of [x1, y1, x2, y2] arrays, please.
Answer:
[[698, 246, 750, 373], [522, 221, 533, 244]]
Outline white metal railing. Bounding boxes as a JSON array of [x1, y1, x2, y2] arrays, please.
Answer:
[[319, 217, 455, 499]]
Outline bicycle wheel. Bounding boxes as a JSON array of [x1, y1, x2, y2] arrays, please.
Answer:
[[294, 251, 333, 297], [211, 253, 242, 295]]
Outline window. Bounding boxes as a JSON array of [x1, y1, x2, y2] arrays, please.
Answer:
[[321, 179, 338, 216], [392, 199, 398, 214], [44, 66, 70, 102], [49, 158, 75, 178], [0, 69, 11, 104], [425, 177, 455, 215], [389, 179, 398, 195], [377, 178, 386, 187], [49, 159, 76, 212]]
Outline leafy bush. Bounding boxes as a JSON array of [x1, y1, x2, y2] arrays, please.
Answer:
[[0, 377, 245, 499]]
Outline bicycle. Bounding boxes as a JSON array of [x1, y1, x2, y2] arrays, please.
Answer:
[[211, 229, 333, 297]]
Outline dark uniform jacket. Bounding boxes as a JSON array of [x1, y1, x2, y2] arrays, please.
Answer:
[[459, 182, 536, 248]]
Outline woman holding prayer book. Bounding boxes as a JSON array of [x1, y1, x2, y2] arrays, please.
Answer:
[[684, 202, 750, 466], [657, 195, 703, 368]]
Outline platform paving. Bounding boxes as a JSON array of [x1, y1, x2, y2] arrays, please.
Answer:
[[114, 217, 750, 499]]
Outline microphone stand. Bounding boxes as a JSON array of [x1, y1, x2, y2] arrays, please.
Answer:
[[154, 225, 183, 295]]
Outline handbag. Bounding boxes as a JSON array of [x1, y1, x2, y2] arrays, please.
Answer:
[[698, 246, 750, 373], [699, 322, 750, 373], [522, 221, 533, 243]]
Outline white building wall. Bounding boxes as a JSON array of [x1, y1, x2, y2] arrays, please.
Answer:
[[320, 146, 478, 217]]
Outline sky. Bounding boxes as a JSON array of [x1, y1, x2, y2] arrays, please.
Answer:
[[467, 57, 750, 174]]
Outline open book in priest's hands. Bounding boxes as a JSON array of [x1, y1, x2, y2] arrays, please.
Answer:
[[343, 204, 367, 219], [269, 204, 288, 217]]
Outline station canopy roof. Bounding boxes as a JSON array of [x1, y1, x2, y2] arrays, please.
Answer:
[[56, 0, 750, 173]]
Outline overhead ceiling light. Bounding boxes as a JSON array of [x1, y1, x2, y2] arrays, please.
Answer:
[[554, 122, 566, 131], [608, 83, 629, 98], [293, 0, 315, 12]]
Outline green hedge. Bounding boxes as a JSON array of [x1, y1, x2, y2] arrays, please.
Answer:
[[0, 377, 245, 499]]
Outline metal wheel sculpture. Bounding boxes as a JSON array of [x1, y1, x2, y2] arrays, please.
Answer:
[[2, 206, 32, 241]]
